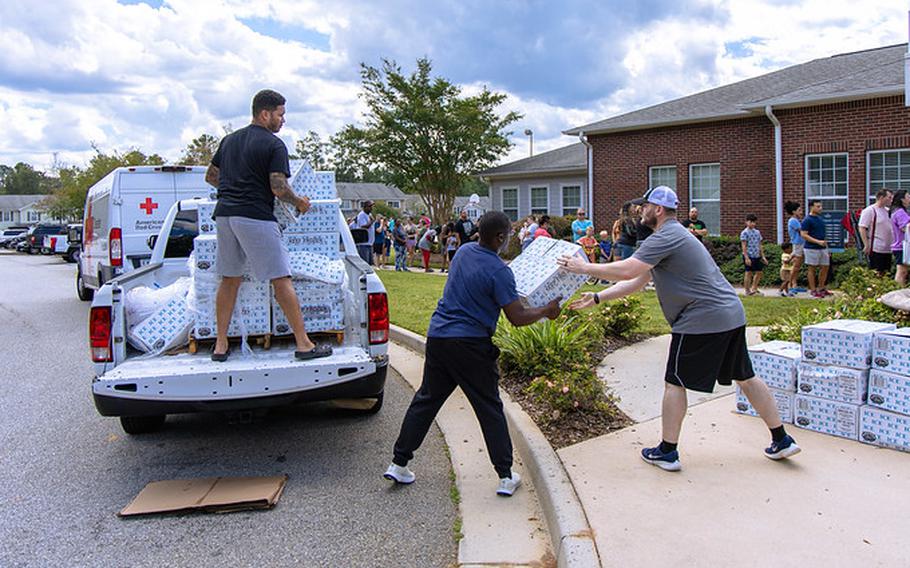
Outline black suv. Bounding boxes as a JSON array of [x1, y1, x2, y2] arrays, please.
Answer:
[[25, 224, 66, 255]]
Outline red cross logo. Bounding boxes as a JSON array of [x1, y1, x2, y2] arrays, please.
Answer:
[[139, 197, 158, 215]]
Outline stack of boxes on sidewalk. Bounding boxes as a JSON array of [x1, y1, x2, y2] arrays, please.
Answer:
[[736, 319, 910, 453]]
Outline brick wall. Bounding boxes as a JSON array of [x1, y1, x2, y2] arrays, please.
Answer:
[[589, 95, 910, 242]]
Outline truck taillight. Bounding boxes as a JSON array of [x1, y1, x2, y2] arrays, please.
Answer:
[[90, 307, 113, 362], [50, 237, 57, 250], [109, 227, 122, 267], [368, 293, 389, 345]]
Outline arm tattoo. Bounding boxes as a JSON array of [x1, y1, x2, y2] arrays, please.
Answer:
[[270, 172, 297, 204]]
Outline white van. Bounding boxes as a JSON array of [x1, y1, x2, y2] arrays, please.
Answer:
[[77, 165, 213, 300]]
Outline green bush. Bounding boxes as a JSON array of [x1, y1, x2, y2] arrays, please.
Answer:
[[547, 215, 574, 240], [584, 295, 643, 338], [704, 236, 743, 266], [720, 243, 784, 285], [526, 364, 612, 417], [494, 316, 592, 378], [760, 266, 910, 342]]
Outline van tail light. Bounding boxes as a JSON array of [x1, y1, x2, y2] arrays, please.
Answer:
[[109, 227, 122, 267], [50, 237, 57, 250], [90, 307, 113, 362], [368, 293, 389, 345]]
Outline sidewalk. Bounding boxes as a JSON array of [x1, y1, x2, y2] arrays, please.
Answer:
[[560, 330, 910, 567]]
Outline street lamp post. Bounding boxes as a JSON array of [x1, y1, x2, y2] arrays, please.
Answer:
[[524, 129, 533, 157]]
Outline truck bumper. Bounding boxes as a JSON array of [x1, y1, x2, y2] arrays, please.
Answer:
[[93, 364, 387, 417]]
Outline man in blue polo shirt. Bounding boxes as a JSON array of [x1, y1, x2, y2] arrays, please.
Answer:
[[800, 199, 830, 298], [384, 211, 561, 497], [571, 208, 593, 243]]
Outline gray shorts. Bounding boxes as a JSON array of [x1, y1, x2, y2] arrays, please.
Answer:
[[792, 243, 804, 257], [803, 248, 830, 266], [215, 216, 291, 280]]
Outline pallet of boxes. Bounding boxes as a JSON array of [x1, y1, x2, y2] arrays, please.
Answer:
[[736, 319, 910, 454], [187, 161, 344, 353]]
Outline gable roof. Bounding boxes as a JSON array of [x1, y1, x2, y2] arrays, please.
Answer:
[[566, 43, 907, 136], [336, 182, 409, 202], [479, 142, 587, 178], [0, 195, 44, 211]]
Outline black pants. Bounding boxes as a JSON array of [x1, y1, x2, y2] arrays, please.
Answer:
[[393, 337, 513, 479]]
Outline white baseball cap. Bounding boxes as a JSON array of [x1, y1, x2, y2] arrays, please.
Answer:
[[631, 185, 679, 209]]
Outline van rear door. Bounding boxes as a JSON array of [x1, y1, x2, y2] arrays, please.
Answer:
[[174, 165, 214, 203], [117, 169, 177, 269]]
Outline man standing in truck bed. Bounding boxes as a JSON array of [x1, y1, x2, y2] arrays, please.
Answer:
[[205, 89, 331, 362]]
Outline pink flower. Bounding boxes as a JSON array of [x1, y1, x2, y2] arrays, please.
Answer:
[[562, 386, 570, 393]]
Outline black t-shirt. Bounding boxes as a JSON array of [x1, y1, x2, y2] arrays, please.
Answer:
[[211, 124, 290, 222], [617, 220, 637, 246], [455, 218, 476, 243], [635, 219, 653, 243], [681, 218, 707, 241]]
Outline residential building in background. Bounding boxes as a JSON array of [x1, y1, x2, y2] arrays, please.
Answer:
[[566, 43, 910, 247], [0, 195, 63, 229], [480, 143, 587, 221]]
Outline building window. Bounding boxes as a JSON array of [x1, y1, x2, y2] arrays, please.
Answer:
[[806, 153, 848, 214], [386, 200, 400, 209], [501, 187, 518, 221], [27, 211, 40, 222], [868, 149, 910, 203], [649, 165, 677, 190], [561, 185, 582, 216], [2, 211, 10, 222], [530, 186, 548, 216], [689, 163, 720, 236]]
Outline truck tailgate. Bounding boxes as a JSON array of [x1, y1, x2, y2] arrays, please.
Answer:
[[94, 346, 376, 402]]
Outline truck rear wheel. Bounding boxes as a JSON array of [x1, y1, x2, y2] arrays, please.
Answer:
[[120, 415, 166, 435], [76, 267, 93, 301]]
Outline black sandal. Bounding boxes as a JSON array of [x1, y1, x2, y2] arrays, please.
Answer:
[[211, 347, 231, 362], [295, 344, 333, 360]]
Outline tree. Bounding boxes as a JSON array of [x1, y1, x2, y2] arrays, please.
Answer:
[[328, 126, 389, 183], [291, 130, 329, 170], [1, 162, 54, 195], [344, 58, 520, 225], [41, 147, 165, 220], [180, 134, 220, 165]]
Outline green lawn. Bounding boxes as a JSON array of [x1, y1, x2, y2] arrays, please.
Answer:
[[377, 270, 816, 336]]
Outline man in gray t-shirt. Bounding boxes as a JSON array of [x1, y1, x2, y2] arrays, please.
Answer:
[[557, 186, 801, 472]]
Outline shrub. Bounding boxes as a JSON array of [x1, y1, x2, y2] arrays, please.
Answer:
[[526, 365, 612, 418], [720, 243, 784, 285], [586, 295, 643, 338], [704, 235, 743, 266], [494, 316, 592, 378], [547, 215, 574, 240]]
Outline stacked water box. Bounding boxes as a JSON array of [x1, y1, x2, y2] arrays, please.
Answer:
[[508, 237, 589, 309], [734, 340, 801, 423], [794, 320, 896, 441], [271, 161, 345, 335], [189, 230, 271, 340], [863, 328, 910, 452]]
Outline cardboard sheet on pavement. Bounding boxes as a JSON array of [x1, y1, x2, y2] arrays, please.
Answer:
[[119, 475, 288, 517]]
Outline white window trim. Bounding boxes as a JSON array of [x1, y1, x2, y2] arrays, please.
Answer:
[[387, 200, 400, 209], [529, 185, 550, 215], [649, 165, 677, 190], [689, 163, 720, 236], [805, 152, 849, 212], [866, 148, 910, 204], [501, 186, 519, 219], [560, 183, 583, 216]]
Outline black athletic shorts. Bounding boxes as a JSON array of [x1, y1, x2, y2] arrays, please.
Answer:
[[664, 325, 754, 393], [868, 251, 892, 273]]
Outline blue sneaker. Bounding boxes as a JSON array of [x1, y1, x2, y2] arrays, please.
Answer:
[[791, 287, 807, 293], [640, 446, 681, 471], [764, 435, 801, 460]]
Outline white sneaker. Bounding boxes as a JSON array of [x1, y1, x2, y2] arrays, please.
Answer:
[[383, 463, 415, 485], [496, 472, 521, 497]]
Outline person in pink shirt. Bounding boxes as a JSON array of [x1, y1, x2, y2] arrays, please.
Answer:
[[533, 215, 552, 239], [890, 189, 910, 285]]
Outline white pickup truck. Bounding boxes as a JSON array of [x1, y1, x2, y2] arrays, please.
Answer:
[[89, 198, 390, 434]]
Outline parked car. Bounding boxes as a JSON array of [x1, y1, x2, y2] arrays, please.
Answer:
[[78, 164, 212, 301], [25, 224, 66, 255], [0, 227, 28, 248], [63, 224, 82, 263]]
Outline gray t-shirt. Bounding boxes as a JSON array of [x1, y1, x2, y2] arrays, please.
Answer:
[[632, 220, 745, 334]]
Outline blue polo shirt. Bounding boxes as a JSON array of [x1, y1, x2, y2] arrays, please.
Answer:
[[801, 214, 826, 249], [426, 243, 519, 338]]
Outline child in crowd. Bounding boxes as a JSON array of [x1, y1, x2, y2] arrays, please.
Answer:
[[598, 230, 612, 263], [779, 242, 794, 297], [741, 213, 767, 296], [443, 222, 459, 272], [418, 225, 438, 273], [578, 226, 599, 263]]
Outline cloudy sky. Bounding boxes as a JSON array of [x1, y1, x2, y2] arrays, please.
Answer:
[[0, 0, 907, 171]]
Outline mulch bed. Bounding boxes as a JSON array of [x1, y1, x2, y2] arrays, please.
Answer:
[[499, 334, 648, 449]]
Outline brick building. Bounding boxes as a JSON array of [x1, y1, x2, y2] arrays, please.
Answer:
[[565, 43, 910, 246]]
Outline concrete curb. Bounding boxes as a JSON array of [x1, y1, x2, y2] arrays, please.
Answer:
[[389, 324, 601, 568]]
